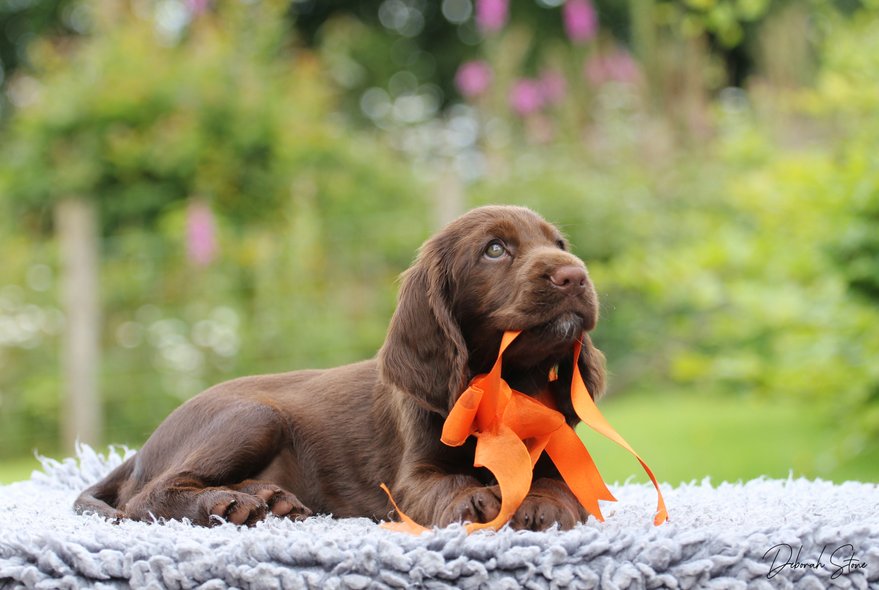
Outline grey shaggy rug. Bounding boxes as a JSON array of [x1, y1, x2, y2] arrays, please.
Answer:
[[1, 446, 877, 589]]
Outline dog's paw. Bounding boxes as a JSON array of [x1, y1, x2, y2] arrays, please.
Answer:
[[235, 482, 312, 521], [510, 478, 587, 531], [202, 490, 269, 526], [437, 485, 501, 527], [510, 495, 578, 531]]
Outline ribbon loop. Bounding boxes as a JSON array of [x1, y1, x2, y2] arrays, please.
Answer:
[[441, 385, 483, 447]]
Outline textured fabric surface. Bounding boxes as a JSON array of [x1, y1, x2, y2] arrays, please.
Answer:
[[1, 445, 877, 589]]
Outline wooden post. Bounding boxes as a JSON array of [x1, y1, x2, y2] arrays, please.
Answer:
[[432, 163, 464, 229], [55, 197, 102, 451]]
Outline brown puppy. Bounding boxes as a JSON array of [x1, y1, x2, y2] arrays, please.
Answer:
[[74, 205, 606, 530]]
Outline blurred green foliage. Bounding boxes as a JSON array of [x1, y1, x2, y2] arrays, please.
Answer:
[[0, 1, 430, 451], [4, 2, 334, 228]]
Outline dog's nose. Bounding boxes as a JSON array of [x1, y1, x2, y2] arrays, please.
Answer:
[[549, 265, 587, 295]]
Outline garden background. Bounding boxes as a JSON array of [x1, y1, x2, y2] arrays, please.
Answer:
[[0, 0, 878, 487]]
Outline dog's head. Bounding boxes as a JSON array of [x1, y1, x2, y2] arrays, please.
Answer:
[[379, 205, 606, 416]]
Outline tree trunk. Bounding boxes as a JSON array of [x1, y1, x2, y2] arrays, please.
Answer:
[[55, 197, 102, 451]]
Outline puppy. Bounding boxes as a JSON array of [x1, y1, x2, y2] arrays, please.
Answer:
[[74, 205, 606, 530]]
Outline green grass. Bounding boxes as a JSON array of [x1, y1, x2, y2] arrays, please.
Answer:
[[581, 391, 878, 485], [0, 455, 44, 484], [1, 392, 875, 486]]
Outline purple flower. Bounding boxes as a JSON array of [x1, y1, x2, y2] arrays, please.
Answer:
[[540, 70, 567, 105], [509, 79, 544, 117], [186, 200, 217, 267], [476, 0, 509, 34], [585, 48, 641, 86], [455, 61, 493, 99], [563, 0, 598, 44]]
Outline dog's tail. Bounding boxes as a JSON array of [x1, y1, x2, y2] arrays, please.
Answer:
[[73, 457, 135, 520]]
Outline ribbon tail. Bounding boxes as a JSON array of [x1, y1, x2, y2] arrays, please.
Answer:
[[379, 483, 431, 535], [475, 331, 520, 428], [544, 423, 614, 521], [571, 344, 668, 525]]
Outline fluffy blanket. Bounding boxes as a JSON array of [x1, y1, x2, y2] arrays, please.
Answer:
[[0, 446, 877, 589]]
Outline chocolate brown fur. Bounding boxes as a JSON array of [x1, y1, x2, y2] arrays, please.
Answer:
[[75, 206, 606, 530]]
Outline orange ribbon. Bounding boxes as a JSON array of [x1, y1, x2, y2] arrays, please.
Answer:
[[382, 330, 667, 533]]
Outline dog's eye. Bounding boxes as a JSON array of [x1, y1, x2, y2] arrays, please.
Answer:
[[484, 240, 507, 260], [556, 240, 566, 251]]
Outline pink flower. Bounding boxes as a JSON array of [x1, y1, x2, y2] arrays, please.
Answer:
[[563, 0, 598, 44], [186, 0, 210, 15], [540, 70, 567, 105], [585, 48, 641, 86], [509, 79, 544, 117], [476, 0, 509, 33], [186, 200, 217, 267], [455, 61, 493, 99]]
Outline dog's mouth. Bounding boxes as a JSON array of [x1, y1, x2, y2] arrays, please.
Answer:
[[497, 312, 586, 370], [477, 297, 595, 371], [531, 312, 585, 343]]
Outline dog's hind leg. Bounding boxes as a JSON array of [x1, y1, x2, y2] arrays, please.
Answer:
[[74, 458, 135, 519], [112, 396, 311, 526]]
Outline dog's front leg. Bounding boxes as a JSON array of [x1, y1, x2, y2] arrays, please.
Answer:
[[391, 466, 501, 527]]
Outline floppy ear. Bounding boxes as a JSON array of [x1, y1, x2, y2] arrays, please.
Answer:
[[378, 246, 469, 416], [551, 333, 607, 420], [577, 333, 607, 401]]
